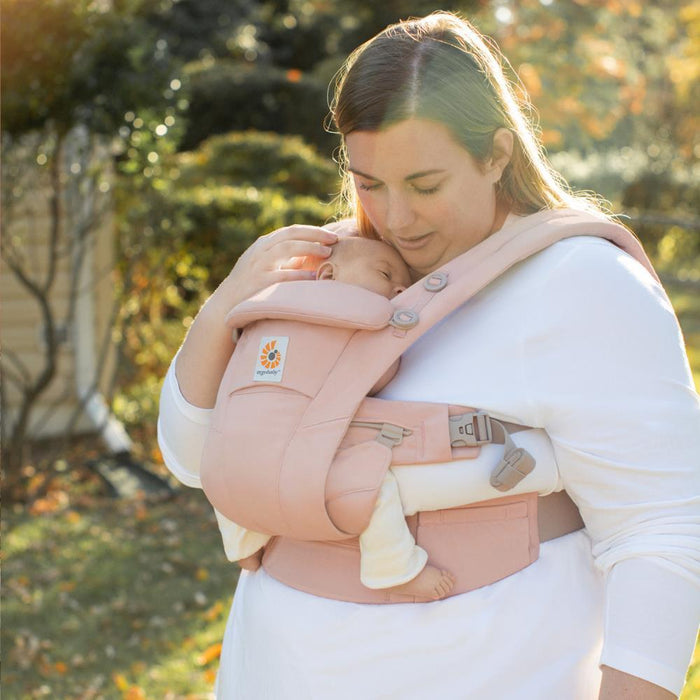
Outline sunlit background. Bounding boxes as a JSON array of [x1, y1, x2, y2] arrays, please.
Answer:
[[2, 1, 698, 697]]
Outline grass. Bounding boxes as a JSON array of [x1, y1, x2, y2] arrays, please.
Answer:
[[2, 282, 699, 699], [2, 492, 236, 699]]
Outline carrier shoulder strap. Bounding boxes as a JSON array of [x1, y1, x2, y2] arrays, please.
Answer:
[[275, 209, 657, 528]]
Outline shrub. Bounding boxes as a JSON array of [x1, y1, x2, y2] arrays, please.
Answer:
[[181, 60, 335, 153], [170, 129, 340, 283], [176, 130, 338, 195]]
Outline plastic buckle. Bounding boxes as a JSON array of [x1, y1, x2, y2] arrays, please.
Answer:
[[376, 423, 412, 448], [489, 448, 536, 491], [448, 411, 492, 447]]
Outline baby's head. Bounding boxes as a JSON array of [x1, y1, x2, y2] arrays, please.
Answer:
[[316, 237, 412, 298]]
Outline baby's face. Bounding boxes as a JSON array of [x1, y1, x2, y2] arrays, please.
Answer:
[[330, 238, 412, 298]]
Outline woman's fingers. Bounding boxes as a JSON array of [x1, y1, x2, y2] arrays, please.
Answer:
[[272, 268, 318, 282], [273, 240, 335, 264], [243, 227, 337, 271], [260, 224, 339, 247], [217, 225, 339, 309]]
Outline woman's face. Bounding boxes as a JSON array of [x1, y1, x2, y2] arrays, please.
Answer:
[[345, 118, 509, 277]]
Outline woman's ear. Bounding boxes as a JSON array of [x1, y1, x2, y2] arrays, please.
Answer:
[[316, 261, 336, 281], [486, 128, 513, 182]]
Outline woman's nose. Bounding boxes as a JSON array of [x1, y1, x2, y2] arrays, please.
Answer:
[[385, 191, 416, 232]]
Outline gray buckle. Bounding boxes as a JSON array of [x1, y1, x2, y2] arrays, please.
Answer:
[[490, 448, 536, 491], [376, 423, 412, 448], [349, 420, 412, 448], [448, 411, 492, 447]]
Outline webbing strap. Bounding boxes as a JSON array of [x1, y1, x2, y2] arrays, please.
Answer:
[[279, 210, 656, 538]]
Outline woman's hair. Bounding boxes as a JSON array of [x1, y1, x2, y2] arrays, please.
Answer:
[[328, 12, 606, 236]]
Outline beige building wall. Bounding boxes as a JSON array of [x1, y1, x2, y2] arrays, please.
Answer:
[[1, 127, 118, 440]]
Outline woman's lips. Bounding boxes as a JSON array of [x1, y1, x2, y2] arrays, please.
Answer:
[[392, 232, 434, 251]]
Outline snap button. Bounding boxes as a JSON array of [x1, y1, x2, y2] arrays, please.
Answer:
[[389, 309, 419, 329], [424, 271, 448, 292]]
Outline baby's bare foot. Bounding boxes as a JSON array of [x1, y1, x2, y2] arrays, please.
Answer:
[[388, 565, 455, 600]]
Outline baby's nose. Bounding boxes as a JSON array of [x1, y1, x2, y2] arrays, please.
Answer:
[[392, 284, 407, 297]]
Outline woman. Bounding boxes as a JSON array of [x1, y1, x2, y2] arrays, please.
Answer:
[[158, 12, 700, 699]]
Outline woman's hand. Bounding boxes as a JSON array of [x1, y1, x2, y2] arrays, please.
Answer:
[[217, 224, 339, 311], [174, 225, 338, 408]]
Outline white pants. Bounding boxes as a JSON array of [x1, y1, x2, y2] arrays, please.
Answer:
[[215, 530, 604, 699]]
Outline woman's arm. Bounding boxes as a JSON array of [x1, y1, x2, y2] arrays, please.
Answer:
[[158, 225, 339, 486], [175, 225, 338, 408], [526, 239, 700, 697]]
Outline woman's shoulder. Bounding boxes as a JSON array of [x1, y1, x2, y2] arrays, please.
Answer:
[[505, 208, 656, 288], [522, 232, 662, 303], [519, 234, 684, 379], [469, 230, 666, 332], [478, 229, 677, 360]]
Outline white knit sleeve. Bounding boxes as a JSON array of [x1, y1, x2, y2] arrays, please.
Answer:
[[526, 238, 700, 694], [157, 354, 213, 488]]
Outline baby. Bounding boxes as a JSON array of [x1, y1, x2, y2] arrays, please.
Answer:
[[213, 236, 457, 599]]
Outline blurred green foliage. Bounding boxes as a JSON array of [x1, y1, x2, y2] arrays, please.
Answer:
[[113, 128, 338, 432], [182, 59, 334, 151], [1, 0, 698, 467], [166, 129, 337, 285], [550, 148, 700, 273], [0, 0, 179, 137]]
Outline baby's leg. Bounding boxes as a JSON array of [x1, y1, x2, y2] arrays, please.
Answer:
[[213, 508, 270, 566], [237, 550, 263, 571], [359, 471, 455, 600]]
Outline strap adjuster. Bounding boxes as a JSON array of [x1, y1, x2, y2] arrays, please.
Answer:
[[349, 420, 412, 448], [448, 411, 493, 447], [490, 448, 536, 491], [376, 423, 412, 448]]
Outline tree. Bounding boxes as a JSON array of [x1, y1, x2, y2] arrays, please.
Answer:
[[473, 0, 699, 265], [0, 0, 183, 481]]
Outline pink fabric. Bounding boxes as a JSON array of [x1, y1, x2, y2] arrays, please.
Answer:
[[199, 209, 657, 597], [261, 493, 539, 603]]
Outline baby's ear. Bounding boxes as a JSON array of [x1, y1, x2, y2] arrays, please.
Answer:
[[316, 261, 336, 281]]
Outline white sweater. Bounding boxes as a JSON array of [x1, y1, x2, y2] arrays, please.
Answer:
[[158, 234, 700, 696]]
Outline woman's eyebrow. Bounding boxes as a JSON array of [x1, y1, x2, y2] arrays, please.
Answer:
[[348, 167, 445, 181], [348, 167, 380, 181], [405, 169, 445, 181]]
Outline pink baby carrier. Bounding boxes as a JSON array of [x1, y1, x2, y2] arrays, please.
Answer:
[[200, 209, 658, 602]]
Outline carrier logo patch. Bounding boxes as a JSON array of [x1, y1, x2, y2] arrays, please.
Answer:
[[253, 337, 288, 382]]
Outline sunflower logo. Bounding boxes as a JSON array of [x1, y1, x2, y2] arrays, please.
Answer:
[[259, 340, 281, 369]]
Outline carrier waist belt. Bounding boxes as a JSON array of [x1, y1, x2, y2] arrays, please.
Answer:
[[260, 490, 584, 604]]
